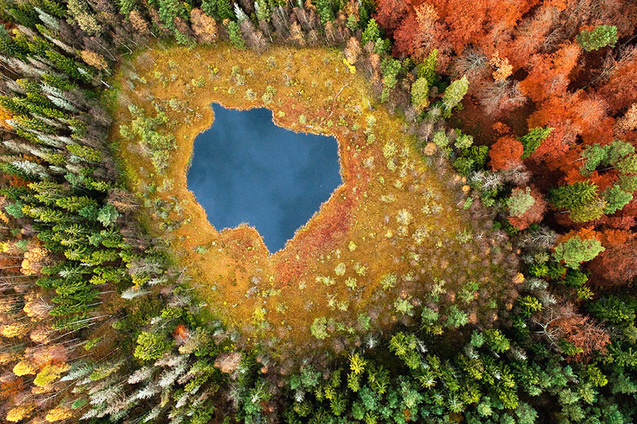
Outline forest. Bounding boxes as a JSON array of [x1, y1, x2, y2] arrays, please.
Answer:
[[0, 0, 635, 423]]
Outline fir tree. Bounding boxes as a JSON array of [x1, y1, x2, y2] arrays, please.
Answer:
[[228, 21, 246, 49], [576, 25, 618, 51]]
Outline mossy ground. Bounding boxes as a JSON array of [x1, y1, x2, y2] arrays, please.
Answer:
[[111, 42, 519, 358]]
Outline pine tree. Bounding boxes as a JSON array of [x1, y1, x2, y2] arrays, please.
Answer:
[[417, 49, 438, 85], [550, 181, 598, 211], [519, 127, 553, 158], [254, 0, 270, 23], [576, 25, 618, 52], [315, 0, 334, 25], [118, 0, 138, 15], [211, 0, 235, 21], [602, 185, 633, 215], [380, 58, 400, 90], [442, 76, 469, 114], [507, 187, 535, 217], [411, 77, 430, 111], [97, 204, 120, 227], [361, 18, 379, 46], [158, 0, 187, 30], [228, 21, 246, 49], [553, 236, 605, 269], [134, 332, 173, 361], [67, 0, 102, 35]]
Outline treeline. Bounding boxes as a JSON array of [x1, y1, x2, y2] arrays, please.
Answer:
[[0, 0, 634, 423], [0, 0, 241, 420]]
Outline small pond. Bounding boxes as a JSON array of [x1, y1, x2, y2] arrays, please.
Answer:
[[187, 104, 342, 252]]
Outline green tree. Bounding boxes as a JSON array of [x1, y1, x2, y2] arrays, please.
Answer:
[[67, 0, 102, 35], [157, 0, 187, 29], [216, 0, 235, 20], [570, 197, 607, 222], [445, 305, 469, 328], [97, 204, 120, 227], [134, 331, 173, 361], [361, 18, 379, 46], [553, 236, 605, 269], [576, 25, 618, 51], [580, 143, 607, 174], [442, 76, 469, 114], [549, 180, 598, 210], [254, 0, 270, 22], [616, 154, 637, 174], [5, 201, 25, 218], [315, 0, 334, 24], [310, 317, 329, 339], [603, 185, 633, 214], [518, 127, 553, 158], [411, 77, 430, 111], [118, 0, 138, 15], [417, 49, 438, 85], [507, 187, 535, 217], [605, 139, 635, 165], [381, 58, 401, 90], [228, 21, 246, 49], [483, 329, 510, 353]]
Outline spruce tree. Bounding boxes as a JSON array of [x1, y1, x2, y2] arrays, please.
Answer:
[[227, 21, 246, 49], [442, 76, 469, 114], [576, 25, 618, 51], [157, 0, 186, 30], [315, 0, 334, 25], [361, 18, 379, 46], [519, 127, 553, 158], [553, 236, 605, 269], [550, 180, 598, 210]]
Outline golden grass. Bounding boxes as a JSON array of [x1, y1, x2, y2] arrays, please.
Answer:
[[111, 42, 518, 356]]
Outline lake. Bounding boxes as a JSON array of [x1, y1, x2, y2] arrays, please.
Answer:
[[187, 104, 342, 252]]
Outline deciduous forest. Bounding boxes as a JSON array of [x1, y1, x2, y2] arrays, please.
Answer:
[[0, 0, 635, 423]]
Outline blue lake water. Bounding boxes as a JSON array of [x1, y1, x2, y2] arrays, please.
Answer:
[[187, 104, 342, 252]]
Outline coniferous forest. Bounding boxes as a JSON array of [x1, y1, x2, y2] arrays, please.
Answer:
[[0, 0, 636, 423]]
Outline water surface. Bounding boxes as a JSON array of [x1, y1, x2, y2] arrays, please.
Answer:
[[187, 104, 342, 252]]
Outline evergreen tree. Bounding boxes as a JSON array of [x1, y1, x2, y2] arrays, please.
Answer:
[[603, 185, 633, 214], [411, 77, 430, 111], [228, 21, 246, 49], [507, 187, 535, 217], [442, 76, 469, 115], [157, 0, 187, 30], [97, 204, 120, 227], [134, 331, 173, 361], [519, 127, 553, 158], [576, 25, 618, 51], [315, 0, 334, 25], [118, 0, 138, 15], [361, 18, 379, 46], [254, 0, 270, 23], [550, 181, 598, 211], [553, 236, 605, 268], [417, 49, 438, 85], [203, 0, 234, 21]]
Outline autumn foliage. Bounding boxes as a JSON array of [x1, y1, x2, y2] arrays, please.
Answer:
[[489, 136, 523, 170], [548, 307, 611, 362], [375, 0, 637, 287]]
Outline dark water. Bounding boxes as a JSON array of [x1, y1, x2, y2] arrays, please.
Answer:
[[187, 104, 342, 252]]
